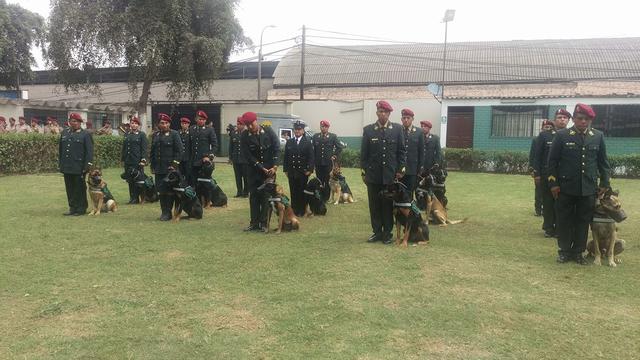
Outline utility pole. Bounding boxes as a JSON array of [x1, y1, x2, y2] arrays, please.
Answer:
[[441, 10, 455, 100], [300, 25, 306, 100]]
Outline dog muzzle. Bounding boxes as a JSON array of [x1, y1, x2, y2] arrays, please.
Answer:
[[611, 209, 627, 223]]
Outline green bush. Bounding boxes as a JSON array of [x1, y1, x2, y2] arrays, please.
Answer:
[[339, 148, 360, 168]]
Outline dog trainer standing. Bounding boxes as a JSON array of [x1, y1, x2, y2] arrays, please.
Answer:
[[59, 112, 93, 216], [400, 108, 424, 192], [150, 113, 183, 221], [229, 116, 249, 198], [239, 112, 280, 231], [189, 110, 217, 186], [121, 116, 148, 204], [178, 117, 192, 182], [284, 120, 314, 217], [313, 119, 343, 202], [361, 100, 406, 244], [421, 120, 442, 172], [547, 103, 611, 264]]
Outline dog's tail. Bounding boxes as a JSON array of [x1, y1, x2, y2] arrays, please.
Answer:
[[446, 217, 468, 225]]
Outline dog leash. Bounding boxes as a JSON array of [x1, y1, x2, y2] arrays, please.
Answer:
[[197, 178, 213, 183]]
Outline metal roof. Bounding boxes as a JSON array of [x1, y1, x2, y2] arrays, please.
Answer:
[[273, 37, 640, 87]]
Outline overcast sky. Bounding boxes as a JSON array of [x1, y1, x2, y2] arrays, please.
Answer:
[[10, 0, 640, 68]]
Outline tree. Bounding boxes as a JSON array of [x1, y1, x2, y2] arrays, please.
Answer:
[[46, 0, 247, 119], [0, 0, 45, 89]]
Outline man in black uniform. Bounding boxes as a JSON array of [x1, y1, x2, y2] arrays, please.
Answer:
[[239, 112, 280, 231], [284, 120, 314, 217], [547, 103, 611, 264], [178, 117, 192, 182], [400, 108, 424, 193], [189, 110, 217, 186], [59, 112, 93, 216], [529, 134, 543, 216], [533, 110, 571, 237], [229, 116, 249, 197], [150, 113, 183, 221], [361, 100, 406, 244], [121, 116, 148, 204], [313, 119, 343, 202], [421, 120, 442, 172]]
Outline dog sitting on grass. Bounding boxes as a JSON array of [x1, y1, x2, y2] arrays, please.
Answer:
[[328, 164, 355, 205], [87, 167, 117, 215], [164, 168, 203, 222], [588, 189, 627, 267], [304, 177, 327, 216], [381, 181, 429, 247], [196, 158, 227, 208], [259, 174, 300, 234]]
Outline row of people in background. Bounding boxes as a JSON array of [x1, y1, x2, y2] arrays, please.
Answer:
[[0, 116, 62, 134]]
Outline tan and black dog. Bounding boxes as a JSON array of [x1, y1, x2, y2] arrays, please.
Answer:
[[588, 189, 627, 267], [260, 175, 300, 234], [328, 164, 355, 205], [164, 169, 203, 222], [382, 182, 430, 248], [417, 174, 466, 226], [87, 168, 117, 215]]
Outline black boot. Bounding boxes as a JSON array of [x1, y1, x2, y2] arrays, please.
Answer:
[[159, 194, 172, 221]]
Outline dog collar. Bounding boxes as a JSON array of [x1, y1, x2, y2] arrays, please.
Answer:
[[593, 217, 615, 223], [431, 183, 445, 188], [393, 202, 413, 207], [135, 180, 146, 184], [197, 178, 212, 183], [303, 190, 315, 195], [268, 197, 282, 202], [172, 187, 185, 192]]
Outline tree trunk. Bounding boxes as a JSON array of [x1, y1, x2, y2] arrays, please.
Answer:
[[137, 77, 153, 130]]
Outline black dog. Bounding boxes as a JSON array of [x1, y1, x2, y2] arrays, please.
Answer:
[[428, 164, 448, 208], [304, 177, 327, 216], [125, 165, 158, 203], [382, 181, 430, 247], [195, 160, 228, 208], [165, 169, 203, 221]]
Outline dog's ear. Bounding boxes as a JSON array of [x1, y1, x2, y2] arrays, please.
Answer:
[[611, 189, 619, 197]]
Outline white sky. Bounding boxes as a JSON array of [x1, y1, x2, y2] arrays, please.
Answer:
[[10, 0, 640, 69]]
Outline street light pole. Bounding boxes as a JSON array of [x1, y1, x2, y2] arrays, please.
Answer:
[[258, 25, 276, 101], [441, 9, 455, 100]]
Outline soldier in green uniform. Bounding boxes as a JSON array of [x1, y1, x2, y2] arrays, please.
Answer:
[[239, 112, 280, 231], [547, 103, 611, 264], [178, 117, 192, 183], [399, 108, 424, 193], [59, 112, 93, 216], [533, 110, 571, 237], [529, 134, 543, 216], [313, 119, 343, 202], [361, 100, 406, 244], [421, 120, 443, 172], [284, 120, 314, 217], [189, 110, 217, 186], [150, 113, 183, 221], [121, 116, 148, 204], [229, 116, 249, 197]]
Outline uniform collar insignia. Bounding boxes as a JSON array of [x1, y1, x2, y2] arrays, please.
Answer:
[[552, 130, 556, 134], [569, 130, 576, 135], [588, 130, 594, 136], [260, 129, 264, 134]]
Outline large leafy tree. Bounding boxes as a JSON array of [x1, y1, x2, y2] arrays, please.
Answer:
[[47, 0, 247, 118], [0, 0, 45, 89]]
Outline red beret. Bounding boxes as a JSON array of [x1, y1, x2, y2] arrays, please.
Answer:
[[31, 117, 39, 124], [239, 111, 258, 125], [420, 120, 433, 128], [541, 119, 554, 128], [158, 113, 171, 123], [320, 120, 330, 127], [401, 108, 414, 117], [196, 110, 208, 120], [180, 117, 190, 124], [236, 116, 243, 125], [69, 113, 83, 122], [555, 108, 572, 118], [376, 100, 393, 112], [573, 103, 595, 119], [130, 117, 141, 125], [0, 116, 5, 122]]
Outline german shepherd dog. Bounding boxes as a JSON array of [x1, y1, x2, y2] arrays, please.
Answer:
[[164, 168, 203, 222], [428, 164, 448, 208], [87, 167, 117, 215], [304, 177, 327, 216], [588, 189, 627, 267], [382, 181, 430, 247], [328, 163, 355, 205], [259, 174, 300, 234], [416, 172, 466, 226], [126, 164, 158, 203], [196, 159, 228, 208]]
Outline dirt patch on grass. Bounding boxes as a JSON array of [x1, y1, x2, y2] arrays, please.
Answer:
[[202, 295, 265, 332], [163, 250, 185, 261], [416, 338, 492, 359]]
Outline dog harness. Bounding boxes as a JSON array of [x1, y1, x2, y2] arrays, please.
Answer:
[[268, 195, 291, 212], [173, 186, 197, 199]]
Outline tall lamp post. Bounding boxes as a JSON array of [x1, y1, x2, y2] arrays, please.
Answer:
[[441, 9, 455, 99], [258, 25, 276, 101]]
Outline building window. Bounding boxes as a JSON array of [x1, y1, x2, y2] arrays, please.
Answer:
[[591, 105, 640, 138], [87, 112, 120, 131], [491, 106, 549, 137], [23, 109, 69, 126]]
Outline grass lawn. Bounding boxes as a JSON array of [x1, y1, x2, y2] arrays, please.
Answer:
[[1, 165, 639, 359]]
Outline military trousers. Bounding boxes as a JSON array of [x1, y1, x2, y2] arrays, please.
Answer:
[[540, 177, 556, 234], [555, 192, 595, 258], [180, 162, 192, 186], [247, 167, 269, 226], [233, 163, 249, 196], [316, 164, 331, 201], [64, 173, 88, 214], [366, 182, 394, 236], [534, 181, 543, 215], [288, 172, 309, 217], [401, 174, 417, 199]]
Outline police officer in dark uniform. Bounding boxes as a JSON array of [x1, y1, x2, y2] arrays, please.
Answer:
[[229, 116, 249, 197], [59, 112, 93, 216], [533, 110, 571, 237], [529, 134, 543, 216], [547, 103, 611, 264], [312, 119, 343, 202], [150, 113, 183, 221], [178, 117, 192, 182], [399, 108, 424, 193], [239, 112, 280, 231], [421, 120, 443, 172], [284, 120, 314, 217], [189, 110, 217, 186], [361, 100, 406, 244], [121, 116, 148, 204]]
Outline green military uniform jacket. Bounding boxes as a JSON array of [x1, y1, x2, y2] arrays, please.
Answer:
[[59, 128, 94, 174], [121, 130, 148, 166], [179, 129, 191, 162], [361, 121, 406, 185], [402, 125, 424, 176], [547, 126, 611, 196], [189, 125, 217, 166], [229, 129, 247, 164], [240, 125, 280, 171], [532, 129, 556, 177], [423, 133, 442, 171], [312, 132, 343, 166], [150, 130, 183, 175]]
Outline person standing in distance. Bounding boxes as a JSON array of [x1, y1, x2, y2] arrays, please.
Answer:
[[59, 112, 93, 216], [399, 108, 424, 193], [283, 120, 314, 217], [189, 110, 217, 186], [150, 113, 183, 221], [121, 116, 148, 204], [229, 116, 249, 198], [312, 119, 343, 202]]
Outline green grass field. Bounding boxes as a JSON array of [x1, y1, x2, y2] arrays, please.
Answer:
[[1, 165, 639, 359]]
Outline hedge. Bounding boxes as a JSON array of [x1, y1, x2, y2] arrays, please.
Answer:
[[2, 135, 640, 178]]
